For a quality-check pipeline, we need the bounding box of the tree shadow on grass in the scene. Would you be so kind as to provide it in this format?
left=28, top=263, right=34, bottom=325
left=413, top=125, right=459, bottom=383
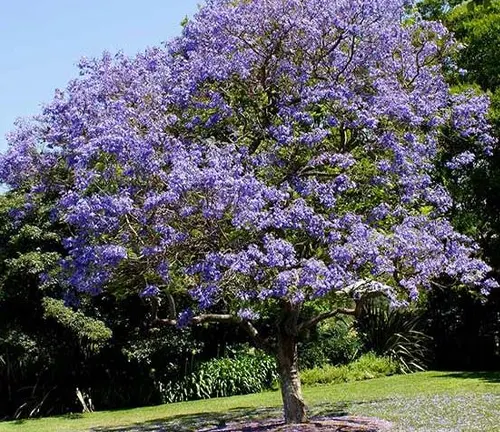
left=435, top=371, right=500, bottom=384
left=90, top=402, right=350, bottom=432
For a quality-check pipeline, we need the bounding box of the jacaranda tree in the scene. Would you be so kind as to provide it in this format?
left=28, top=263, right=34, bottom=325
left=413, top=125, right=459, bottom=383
left=1, top=0, right=498, bottom=423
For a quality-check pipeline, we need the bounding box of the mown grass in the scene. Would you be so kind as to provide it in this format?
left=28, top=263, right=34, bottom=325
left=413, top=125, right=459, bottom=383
left=1, top=371, right=500, bottom=432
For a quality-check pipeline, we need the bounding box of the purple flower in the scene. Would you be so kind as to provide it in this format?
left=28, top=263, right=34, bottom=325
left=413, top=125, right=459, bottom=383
left=100, top=245, right=128, bottom=266
left=445, top=151, right=476, bottom=169
left=140, top=284, right=160, bottom=298
left=177, top=308, right=194, bottom=328
left=237, top=308, right=260, bottom=321
left=1, top=0, right=496, bottom=320
left=157, top=262, right=170, bottom=282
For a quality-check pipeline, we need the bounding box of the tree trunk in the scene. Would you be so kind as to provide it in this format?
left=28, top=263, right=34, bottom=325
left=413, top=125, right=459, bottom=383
left=276, top=328, right=308, bottom=424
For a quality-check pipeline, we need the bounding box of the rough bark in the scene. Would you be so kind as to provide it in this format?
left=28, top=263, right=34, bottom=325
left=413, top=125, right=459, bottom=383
left=276, top=304, right=308, bottom=424
left=150, top=296, right=308, bottom=423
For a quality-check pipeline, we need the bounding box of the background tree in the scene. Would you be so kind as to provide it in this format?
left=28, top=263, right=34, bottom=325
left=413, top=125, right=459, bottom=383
left=442, top=0, right=500, bottom=275
left=417, top=0, right=464, bottom=20
left=415, top=0, right=500, bottom=370
left=417, top=0, right=500, bottom=274
left=0, top=191, right=112, bottom=417
left=1, top=0, right=497, bottom=424
left=0, top=191, right=211, bottom=419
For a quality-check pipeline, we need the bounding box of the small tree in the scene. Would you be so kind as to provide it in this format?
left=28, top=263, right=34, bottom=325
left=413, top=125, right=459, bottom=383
left=1, top=0, right=497, bottom=424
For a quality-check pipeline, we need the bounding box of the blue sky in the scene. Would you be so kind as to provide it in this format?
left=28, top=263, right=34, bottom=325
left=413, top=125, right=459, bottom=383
left=0, top=0, right=201, bottom=152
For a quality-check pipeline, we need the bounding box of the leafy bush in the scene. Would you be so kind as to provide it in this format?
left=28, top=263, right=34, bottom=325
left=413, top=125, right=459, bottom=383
left=357, top=302, right=432, bottom=373
left=161, top=347, right=277, bottom=403
left=300, top=353, right=397, bottom=386
left=42, top=298, right=112, bottom=346
left=299, top=318, right=362, bottom=369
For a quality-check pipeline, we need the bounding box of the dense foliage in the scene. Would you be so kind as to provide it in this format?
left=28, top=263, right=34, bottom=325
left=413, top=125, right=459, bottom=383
left=0, top=191, right=217, bottom=419
left=162, top=346, right=278, bottom=402
left=442, top=0, right=500, bottom=276
left=357, top=299, right=431, bottom=373
left=299, top=318, right=362, bottom=369
left=299, top=353, right=398, bottom=386
left=1, top=0, right=496, bottom=315
left=415, top=0, right=500, bottom=370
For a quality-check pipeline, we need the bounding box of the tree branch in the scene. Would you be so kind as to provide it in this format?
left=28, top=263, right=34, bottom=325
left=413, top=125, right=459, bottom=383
left=153, top=313, right=238, bottom=327
left=152, top=308, right=275, bottom=355
left=298, top=308, right=356, bottom=331
left=239, top=320, right=275, bottom=355
left=166, top=293, right=177, bottom=319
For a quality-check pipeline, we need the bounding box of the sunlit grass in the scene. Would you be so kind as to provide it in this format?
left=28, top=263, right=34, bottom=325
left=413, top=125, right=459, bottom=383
left=1, top=371, right=500, bottom=432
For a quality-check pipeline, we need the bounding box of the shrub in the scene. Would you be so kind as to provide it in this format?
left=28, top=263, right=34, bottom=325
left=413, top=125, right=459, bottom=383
left=299, top=318, right=362, bottom=369
left=161, top=346, right=277, bottom=403
left=300, top=353, right=398, bottom=386
left=357, top=301, right=432, bottom=373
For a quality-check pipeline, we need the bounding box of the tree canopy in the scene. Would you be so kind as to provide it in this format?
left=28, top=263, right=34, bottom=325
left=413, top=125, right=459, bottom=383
left=0, top=0, right=497, bottom=424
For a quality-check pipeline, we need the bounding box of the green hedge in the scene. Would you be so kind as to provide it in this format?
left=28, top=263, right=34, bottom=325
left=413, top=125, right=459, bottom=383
left=300, top=353, right=398, bottom=386
left=161, top=348, right=277, bottom=403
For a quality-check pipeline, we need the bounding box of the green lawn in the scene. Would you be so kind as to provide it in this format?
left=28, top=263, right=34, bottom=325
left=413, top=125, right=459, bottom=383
left=2, top=371, right=500, bottom=432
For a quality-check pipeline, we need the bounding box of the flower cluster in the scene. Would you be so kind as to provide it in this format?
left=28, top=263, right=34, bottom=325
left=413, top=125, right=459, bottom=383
left=0, top=0, right=497, bottom=316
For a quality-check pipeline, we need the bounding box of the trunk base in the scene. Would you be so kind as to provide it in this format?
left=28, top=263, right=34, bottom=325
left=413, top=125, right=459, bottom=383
left=277, top=330, right=308, bottom=424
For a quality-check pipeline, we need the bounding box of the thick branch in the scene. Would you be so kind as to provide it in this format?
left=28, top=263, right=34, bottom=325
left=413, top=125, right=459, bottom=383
left=154, top=313, right=238, bottom=327
left=166, top=293, right=177, bottom=319
left=239, top=320, right=275, bottom=355
left=192, top=314, right=236, bottom=324
left=152, top=307, right=275, bottom=354
left=153, top=317, right=178, bottom=326
left=334, top=34, right=357, bottom=81
left=298, top=308, right=356, bottom=331
left=149, top=294, right=177, bottom=323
